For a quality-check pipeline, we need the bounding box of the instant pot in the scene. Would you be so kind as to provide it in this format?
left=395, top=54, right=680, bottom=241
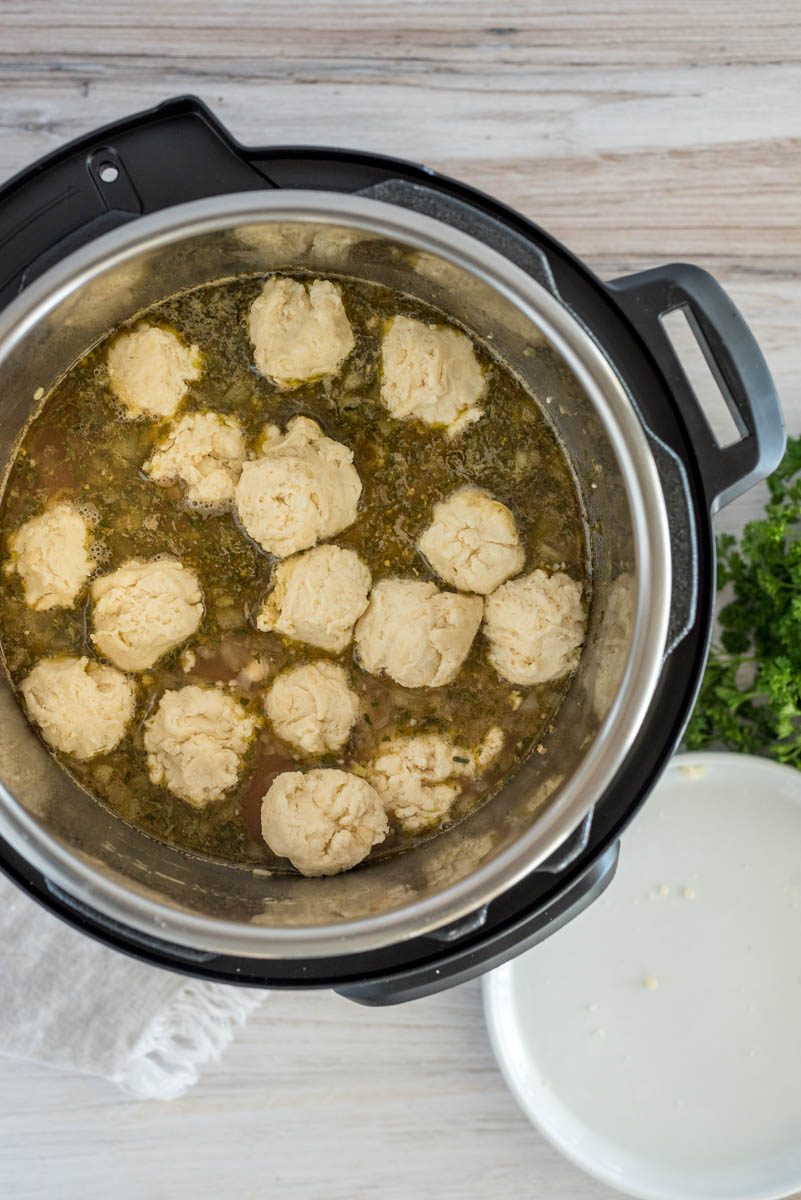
left=0, top=97, right=785, bottom=1003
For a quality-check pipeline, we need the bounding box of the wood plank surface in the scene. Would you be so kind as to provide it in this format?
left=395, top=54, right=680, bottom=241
left=0, top=3, right=800, bottom=1196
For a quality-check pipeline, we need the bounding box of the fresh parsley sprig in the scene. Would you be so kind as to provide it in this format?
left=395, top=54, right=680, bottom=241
left=684, top=435, right=801, bottom=763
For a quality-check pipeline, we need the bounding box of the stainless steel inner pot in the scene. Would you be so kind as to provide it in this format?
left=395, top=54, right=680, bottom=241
left=0, top=192, right=670, bottom=958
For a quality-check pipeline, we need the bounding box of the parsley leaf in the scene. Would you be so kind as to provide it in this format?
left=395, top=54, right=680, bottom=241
left=684, top=435, right=801, bottom=763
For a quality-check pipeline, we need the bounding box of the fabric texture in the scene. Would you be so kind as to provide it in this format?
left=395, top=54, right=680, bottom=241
left=0, top=872, right=265, bottom=1099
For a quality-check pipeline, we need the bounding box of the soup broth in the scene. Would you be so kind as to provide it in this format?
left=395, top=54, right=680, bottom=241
left=0, top=273, right=589, bottom=869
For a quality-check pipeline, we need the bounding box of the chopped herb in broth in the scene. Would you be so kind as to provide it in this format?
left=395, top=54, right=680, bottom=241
left=0, top=273, right=588, bottom=870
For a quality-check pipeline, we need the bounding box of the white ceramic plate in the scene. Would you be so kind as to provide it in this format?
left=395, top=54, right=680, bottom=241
left=484, top=752, right=801, bottom=1200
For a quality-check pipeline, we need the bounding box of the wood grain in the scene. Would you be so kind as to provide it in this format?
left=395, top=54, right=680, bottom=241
left=0, top=3, right=800, bottom=1196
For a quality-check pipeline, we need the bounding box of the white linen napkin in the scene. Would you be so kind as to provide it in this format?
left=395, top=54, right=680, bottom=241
left=0, top=872, right=266, bottom=1099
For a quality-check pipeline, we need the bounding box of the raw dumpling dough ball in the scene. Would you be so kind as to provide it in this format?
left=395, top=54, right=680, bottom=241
left=107, top=323, right=201, bottom=419
left=260, top=768, right=388, bottom=876
left=418, top=487, right=524, bottom=595
left=234, top=416, right=362, bottom=558
left=256, top=544, right=371, bottom=652
left=248, top=276, right=355, bottom=387
left=21, top=656, right=135, bottom=760
left=484, top=568, right=586, bottom=685
left=144, top=685, right=257, bottom=808
left=143, top=411, right=245, bottom=506
left=368, top=728, right=504, bottom=833
left=266, top=661, right=361, bottom=755
left=91, top=558, right=203, bottom=671
left=380, top=316, right=486, bottom=435
left=355, top=578, right=482, bottom=688
left=5, top=502, right=94, bottom=611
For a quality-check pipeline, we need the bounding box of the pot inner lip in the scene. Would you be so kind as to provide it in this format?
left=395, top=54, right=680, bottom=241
left=0, top=191, right=671, bottom=958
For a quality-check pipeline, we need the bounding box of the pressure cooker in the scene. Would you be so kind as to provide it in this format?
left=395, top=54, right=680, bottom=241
left=0, top=97, right=784, bottom=1003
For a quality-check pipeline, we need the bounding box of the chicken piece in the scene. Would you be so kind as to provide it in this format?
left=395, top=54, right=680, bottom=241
left=380, top=315, right=486, bottom=435
left=354, top=578, right=482, bottom=688
left=266, top=661, right=360, bottom=755
left=90, top=558, right=203, bottom=671
left=261, top=768, right=388, bottom=876
left=21, top=656, right=135, bottom=760
left=143, top=411, right=245, bottom=506
left=248, top=276, right=355, bottom=386
left=367, top=728, right=505, bottom=833
left=5, top=502, right=94, bottom=610
left=256, top=544, right=371, bottom=652
left=144, top=684, right=257, bottom=808
left=106, top=323, right=201, bottom=419
left=484, top=568, right=586, bottom=685
left=418, top=487, right=524, bottom=595
left=234, top=416, right=361, bottom=558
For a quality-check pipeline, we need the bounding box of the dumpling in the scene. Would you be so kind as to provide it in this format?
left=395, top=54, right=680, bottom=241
left=354, top=578, right=482, bottom=688
left=90, top=558, right=203, bottom=671
left=21, top=656, right=135, bottom=760
left=418, top=487, right=524, bottom=594
left=367, top=728, right=504, bottom=833
left=248, top=276, right=355, bottom=386
left=260, top=768, right=387, bottom=876
left=380, top=316, right=486, bottom=435
left=483, top=569, right=586, bottom=685
left=256, top=544, right=371, bottom=652
left=265, top=661, right=361, bottom=755
left=234, top=416, right=361, bottom=558
left=143, top=411, right=245, bottom=506
left=144, top=685, right=257, bottom=807
left=107, top=323, right=201, bottom=419
left=5, top=502, right=94, bottom=610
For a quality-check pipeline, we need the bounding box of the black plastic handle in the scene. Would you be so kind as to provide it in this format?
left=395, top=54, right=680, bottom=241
left=334, top=840, right=619, bottom=1006
left=607, top=264, right=785, bottom=512
left=0, top=96, right=277, bottom=308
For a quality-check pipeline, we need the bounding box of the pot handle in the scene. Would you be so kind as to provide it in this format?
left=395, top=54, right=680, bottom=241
left=607, top=264, right=785, bottom=512
left=0, top=96, right=277, bottom=308
left=334, top=840, right=619, bottom=1006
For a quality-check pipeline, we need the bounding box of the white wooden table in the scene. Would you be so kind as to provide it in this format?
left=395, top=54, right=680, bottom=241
left=1, top=4, right=800, bottom=1197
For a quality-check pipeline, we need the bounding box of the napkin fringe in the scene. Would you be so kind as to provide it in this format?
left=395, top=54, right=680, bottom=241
left=114, top=980, right=265, bottom=1101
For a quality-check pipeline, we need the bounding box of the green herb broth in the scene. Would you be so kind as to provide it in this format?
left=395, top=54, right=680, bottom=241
left=0, top=272, right=589, bottom=870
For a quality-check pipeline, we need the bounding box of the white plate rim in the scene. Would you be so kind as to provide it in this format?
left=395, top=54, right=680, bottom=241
left=482, top=750, right=801, bottom=1200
